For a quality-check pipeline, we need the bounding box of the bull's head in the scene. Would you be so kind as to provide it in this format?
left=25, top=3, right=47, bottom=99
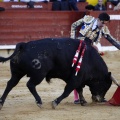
left=87, top=72, right=112, bottom=102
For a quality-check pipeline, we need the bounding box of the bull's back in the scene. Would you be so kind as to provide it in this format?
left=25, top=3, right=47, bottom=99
left=25, top=38, right=78, bottom=62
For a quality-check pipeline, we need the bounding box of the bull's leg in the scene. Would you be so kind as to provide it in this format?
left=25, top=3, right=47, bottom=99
left=77, top=88, right=87, bottom=106
left=26, top=78, right=43, bottom=108
left=0, top=73, right=24, bottom=110
left=52, top=82, right=76, bottom=109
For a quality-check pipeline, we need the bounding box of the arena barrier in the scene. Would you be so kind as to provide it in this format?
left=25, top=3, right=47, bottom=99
left=0, top=2, right=119, bottom=51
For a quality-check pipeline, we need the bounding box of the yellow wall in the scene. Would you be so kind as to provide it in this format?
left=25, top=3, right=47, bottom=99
left=86, top=0, right=107, bottom=6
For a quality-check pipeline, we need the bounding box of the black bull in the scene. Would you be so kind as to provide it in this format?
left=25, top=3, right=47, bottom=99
left=0, top=38, right=112, bottom=109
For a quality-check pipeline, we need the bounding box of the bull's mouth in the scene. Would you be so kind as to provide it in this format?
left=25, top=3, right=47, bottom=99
left=92, top=95, right=105, bottom=102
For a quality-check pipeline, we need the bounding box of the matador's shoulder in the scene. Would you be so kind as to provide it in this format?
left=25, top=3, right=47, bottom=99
left=83, top=15, right=95, bottom=24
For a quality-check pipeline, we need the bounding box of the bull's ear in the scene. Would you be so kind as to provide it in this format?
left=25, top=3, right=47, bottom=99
left=108, top=72, right=111, bottom=76
left=106, top=72, right=111, bottom=82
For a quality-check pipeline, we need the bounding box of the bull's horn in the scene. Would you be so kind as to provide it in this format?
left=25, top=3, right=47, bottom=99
left=111, top=75, right=120, bottom=87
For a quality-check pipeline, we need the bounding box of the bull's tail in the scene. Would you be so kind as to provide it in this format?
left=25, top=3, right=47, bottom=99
left=0, top=42, right=26, bottom=62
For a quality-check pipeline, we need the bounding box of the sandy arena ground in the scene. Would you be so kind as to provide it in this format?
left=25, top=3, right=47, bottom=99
left=0, top=50, right=120, bottom=120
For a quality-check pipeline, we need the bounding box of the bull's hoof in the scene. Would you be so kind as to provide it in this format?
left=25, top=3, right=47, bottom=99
left=0, top=104, right=3, bottom=110
left=36, top=103, right=42, bottom=108
left=80, top=100, right=87, bottom=106
left=36, top=101, right=42, bottom=108
left=0, top=99, right=3, bottom=110
left=52, top=101, right=57, bottom=109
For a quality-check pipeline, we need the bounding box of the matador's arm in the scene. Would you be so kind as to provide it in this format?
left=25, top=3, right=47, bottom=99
left=102, top=26, right=120, bottom=50
left=70, top=18, right=83, bottom=39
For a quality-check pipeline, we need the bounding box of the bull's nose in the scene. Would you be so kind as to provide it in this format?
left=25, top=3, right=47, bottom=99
left=96, top=95, right=102, bottom=102
left=92, top=95, right=102, bottom=102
